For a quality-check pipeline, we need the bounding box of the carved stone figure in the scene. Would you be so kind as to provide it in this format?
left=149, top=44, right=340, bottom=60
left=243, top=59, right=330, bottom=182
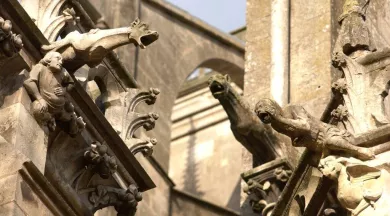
left=255, top=98, right=375, bottom=160
left=41, top=18, right=159, bottom=71
left=84, top=141, right=118, bottom=179
left=319, top=156, right=390, bottom=216
left=23, top=51, right=85, bottom=135
left=208, top=74, right=279, bottom=164
left=0, top=16, right=23, bottom=60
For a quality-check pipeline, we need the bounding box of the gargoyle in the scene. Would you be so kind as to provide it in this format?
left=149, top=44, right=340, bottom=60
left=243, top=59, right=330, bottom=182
left=23, top=51, right=85, bottom=136
left=255, top=98, right=375, bottom=160
left=319, top=156, right=390, bottom=216
left=208, top=74, right=279, bottom=164
left=41, top=18, right=159, bottom=71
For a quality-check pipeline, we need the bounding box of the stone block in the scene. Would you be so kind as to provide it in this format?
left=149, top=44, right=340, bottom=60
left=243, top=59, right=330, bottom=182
left=0, top=103, right=46, bottom=172
left=0, top=202, right=26, bottom=216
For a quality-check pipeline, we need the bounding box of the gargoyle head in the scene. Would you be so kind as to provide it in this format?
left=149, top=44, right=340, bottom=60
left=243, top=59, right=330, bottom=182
left=208, top=74, right=232, bottom=99
left=318, top=156, right=343, bottom=180
left=129, top=18, right=159, bottom=49
left=255, top=98, right=283, bottom=124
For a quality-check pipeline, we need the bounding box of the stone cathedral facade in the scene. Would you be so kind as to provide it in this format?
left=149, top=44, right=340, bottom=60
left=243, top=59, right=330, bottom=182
left=2, top=0, right=390, bottom=216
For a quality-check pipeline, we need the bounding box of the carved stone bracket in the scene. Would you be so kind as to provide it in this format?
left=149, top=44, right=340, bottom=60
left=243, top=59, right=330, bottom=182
left=127, top=88, right=160, bottom=112
left=0, top=17, right=23, bottom=67
left=242, top=159, right=292, bottom=214
left=104, top=88, right=160, bottom=157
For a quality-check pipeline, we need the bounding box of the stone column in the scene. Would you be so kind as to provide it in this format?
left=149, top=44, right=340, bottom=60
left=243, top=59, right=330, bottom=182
left=270, top=0, right=290, bottom=106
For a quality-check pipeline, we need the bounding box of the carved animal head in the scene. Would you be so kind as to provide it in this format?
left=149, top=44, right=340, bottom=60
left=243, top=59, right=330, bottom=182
left=208, top=74, right=232, bottom=99
left=318, top=156, right=344, bottom=180
left=255, top=98, right=283, bottom=124
left=129, top=18, right=159, bottom=49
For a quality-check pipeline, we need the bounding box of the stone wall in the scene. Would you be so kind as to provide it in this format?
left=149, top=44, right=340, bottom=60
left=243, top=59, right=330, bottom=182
left=169, top=86, right=242, bottom=212
left=170, top=189, right=240, bottom=216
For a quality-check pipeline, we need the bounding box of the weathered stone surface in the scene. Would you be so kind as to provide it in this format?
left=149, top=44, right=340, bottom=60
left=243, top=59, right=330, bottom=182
left=135, top=155, right=171, bottom=216
left=23, top=52, right=85, bottom=136
left=0, top=103, right=46, bottom=172
left=169, top=86, right=243, bottom=211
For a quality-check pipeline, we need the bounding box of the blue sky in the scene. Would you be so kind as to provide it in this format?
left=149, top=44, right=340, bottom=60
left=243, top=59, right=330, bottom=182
left=165, top=0, right=246, bottom=33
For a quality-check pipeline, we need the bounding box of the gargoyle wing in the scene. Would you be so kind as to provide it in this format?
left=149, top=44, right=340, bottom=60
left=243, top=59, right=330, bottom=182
left=346, top=164, right=383, bottom=202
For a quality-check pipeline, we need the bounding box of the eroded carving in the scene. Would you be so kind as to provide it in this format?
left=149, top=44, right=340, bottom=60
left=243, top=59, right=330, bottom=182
left=41, top=18, right=159, bottom=71
left=0, top=17, right=23, bottom=60
left=88, top=184, right=142, bottom=215
left=331, top=0, right=390, bottom=133
left=255, top=98, right=375, bottom=160
left=242, top=159, right=292, bottom=214
left=23, top=52, right=85, bottom=135
left=104, top=88, right=160, bottom=157
left=128, top=88, right=160, bottom=112
left=243, top=179, right=274, bottom=214
left=84, top=141, right=118, bottom=179
left=208, top=74, right=280, bottom=164
left=35, top=0, right=79, bottom=42
left=331, top=79, right=348, bottom=95
left=331, top=105, right=349, bottom=122
left=274, top=167, right=292, bottom=183
left=319, top=156, right=390, bottom=216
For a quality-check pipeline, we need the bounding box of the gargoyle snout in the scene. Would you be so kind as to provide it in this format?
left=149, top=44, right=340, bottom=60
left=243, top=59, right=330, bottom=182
left=139, top=31, right=159, bottom=49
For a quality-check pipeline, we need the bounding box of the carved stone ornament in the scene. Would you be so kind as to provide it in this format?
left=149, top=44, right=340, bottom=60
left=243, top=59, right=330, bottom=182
left=274, top=167, right=292, bottom=183
left=331, top=105, right=349, bottom=122
left=37, top=0, right=79, bottom=42
left=331, top=79, right=348, bottom=95
left=330, top=0, right=390, bottom=133
left=243, top=179, right=275, bottom=215
left=208, top=74, right=280, bottom=164
left=84, top=141, right=118, bottom=179
left=88, top=184, right=142, bottom=215
left=0, top=17, right=23, bottom=63
left=255, top=98, right=375, bottom=160
left=319, top=156, right=390, bottom=216
left=41, top=18, right=159, bottom=71
left=104, top=88, right=160, bottom=157
left=242, top=159, right=292, bottom=214
left=23, top=51, right=85, bottom=135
